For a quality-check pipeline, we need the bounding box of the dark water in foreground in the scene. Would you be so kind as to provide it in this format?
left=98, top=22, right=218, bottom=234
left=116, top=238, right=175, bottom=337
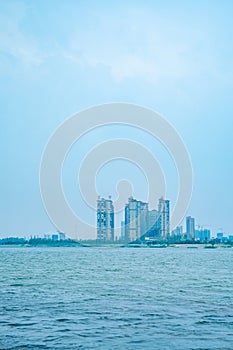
left=0, top=247, right=232, bottom=350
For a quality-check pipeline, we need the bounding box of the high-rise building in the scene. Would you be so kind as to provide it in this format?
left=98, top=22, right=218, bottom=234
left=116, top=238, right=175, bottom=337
left=52, top=234, right=59, bottom=241
left=171, top=225, right=183, bottom=237
left=59, top=232, right=66, bottom=240
left=217, top=232, right=224, bottom=240
left=121, top=221, right=125, bottom=241
left=158, top=198, right=170, bottom=239
left=195, top=228, right=211, bottom=242
left=140, top=209, right=161, bottom=241
left=97, top=196, right=114, bottom=241
left=186, top=216, right=195, bottom=240
left=125, top=197, right=148, bottom=242
left=148, top=209, right=160, bottom=230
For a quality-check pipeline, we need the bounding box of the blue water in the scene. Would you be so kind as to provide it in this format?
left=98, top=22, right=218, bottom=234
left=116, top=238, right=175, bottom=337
left=0, top=247, right=232, bottom=349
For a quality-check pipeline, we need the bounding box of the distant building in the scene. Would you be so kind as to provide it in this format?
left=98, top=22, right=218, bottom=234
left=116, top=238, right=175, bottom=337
left=148, top=209, right=160, bottom=230
left=171, top=225, right=183, bottom=237
left=202, top=229, right=211, bottom=242
left=186, top=216, right=195, bottom=240
left=121, top=221, right=125, bottom=241
left=140, top=212, right=160, bottom=242
left=97, top=196, right=114, bottom=241
left=142, top=209, right=161, bottom=239
left=195, top=228, right=211, bottom=242
left=217, top=232, right=224, bottom=240
left=59, top=232, right=66, bottom=240
left=158, top=198, right=170, bottom=239
left=52, top=234, right=59, bottom=241
left=125, top=197, right=149, bottom=242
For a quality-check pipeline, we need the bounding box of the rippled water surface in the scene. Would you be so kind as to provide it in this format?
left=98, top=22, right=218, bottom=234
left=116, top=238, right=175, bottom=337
left=0, top=247, right=232, bottom=349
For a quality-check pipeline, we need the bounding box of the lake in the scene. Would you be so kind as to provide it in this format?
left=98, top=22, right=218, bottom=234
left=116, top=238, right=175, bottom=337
left=0, top=247, right=232, bottom=349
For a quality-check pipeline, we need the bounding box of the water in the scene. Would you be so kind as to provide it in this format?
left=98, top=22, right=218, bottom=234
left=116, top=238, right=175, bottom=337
left=0, top=247, right=232, bottom=350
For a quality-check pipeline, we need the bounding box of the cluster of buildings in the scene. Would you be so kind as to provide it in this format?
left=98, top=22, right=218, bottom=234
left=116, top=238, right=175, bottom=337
left=96, top=196, right=218, bottom=243
left=124, top=197, right=170, bottom=241
left=97, top=196, right=169, bottom=242
left=171, top=216, right=211, bottom=242
left=0, top=232, right=68, bottom=246
left=216, top=232, right=233, bottom=242
left=43, top=232, right=66, bottom=241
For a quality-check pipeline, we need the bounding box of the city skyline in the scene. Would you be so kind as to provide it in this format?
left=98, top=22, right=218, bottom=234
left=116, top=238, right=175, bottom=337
left=96, top=195, right=227, bottom=242
left=0, top=192, right=229, bottom=239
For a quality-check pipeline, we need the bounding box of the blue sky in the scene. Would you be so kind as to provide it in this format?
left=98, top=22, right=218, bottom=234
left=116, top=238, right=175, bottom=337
left=1, top=0, right=233, bottom=237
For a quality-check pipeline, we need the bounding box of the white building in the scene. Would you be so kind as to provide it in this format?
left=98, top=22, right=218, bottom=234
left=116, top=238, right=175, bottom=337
left=158, top=197, right=170, bottom=239
left=125, top=197, right=149, bottom=242
left=97, top=196, right=114, bottom=241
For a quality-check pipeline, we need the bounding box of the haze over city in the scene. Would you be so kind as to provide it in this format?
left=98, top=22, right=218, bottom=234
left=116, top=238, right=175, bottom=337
left=1, top=0, right=233, bottom=237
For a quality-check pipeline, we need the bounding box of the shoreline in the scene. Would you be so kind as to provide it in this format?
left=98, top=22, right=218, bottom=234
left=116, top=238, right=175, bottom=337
left=0, top=243, right=232, bottom=249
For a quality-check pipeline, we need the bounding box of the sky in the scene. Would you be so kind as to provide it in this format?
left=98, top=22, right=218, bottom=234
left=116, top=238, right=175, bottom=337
left=1, top=0, right=233, bottom=238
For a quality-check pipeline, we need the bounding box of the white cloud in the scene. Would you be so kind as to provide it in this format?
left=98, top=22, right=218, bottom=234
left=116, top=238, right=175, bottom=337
left=0, top=1, right=226, bottom=87
left=0, top=2, right=44, bottom=66
left=60, top=9, right=218, bottom=85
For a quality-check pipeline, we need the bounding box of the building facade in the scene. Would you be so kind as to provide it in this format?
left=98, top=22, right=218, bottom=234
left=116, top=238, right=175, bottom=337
left=195, top=228, right=211, bottom=242
left=158, top=197, right=170, bottom=239
left=148, top=209, right=160, bottom=231
left=120, top=221, right=125, bottom=241
left=97, top=196, right=114, bottom=241
left=125, top=197, right=149, bottom=242
left=171, top=225, right=183, bottom=238
left=186, top=216, right=195, bottom=240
